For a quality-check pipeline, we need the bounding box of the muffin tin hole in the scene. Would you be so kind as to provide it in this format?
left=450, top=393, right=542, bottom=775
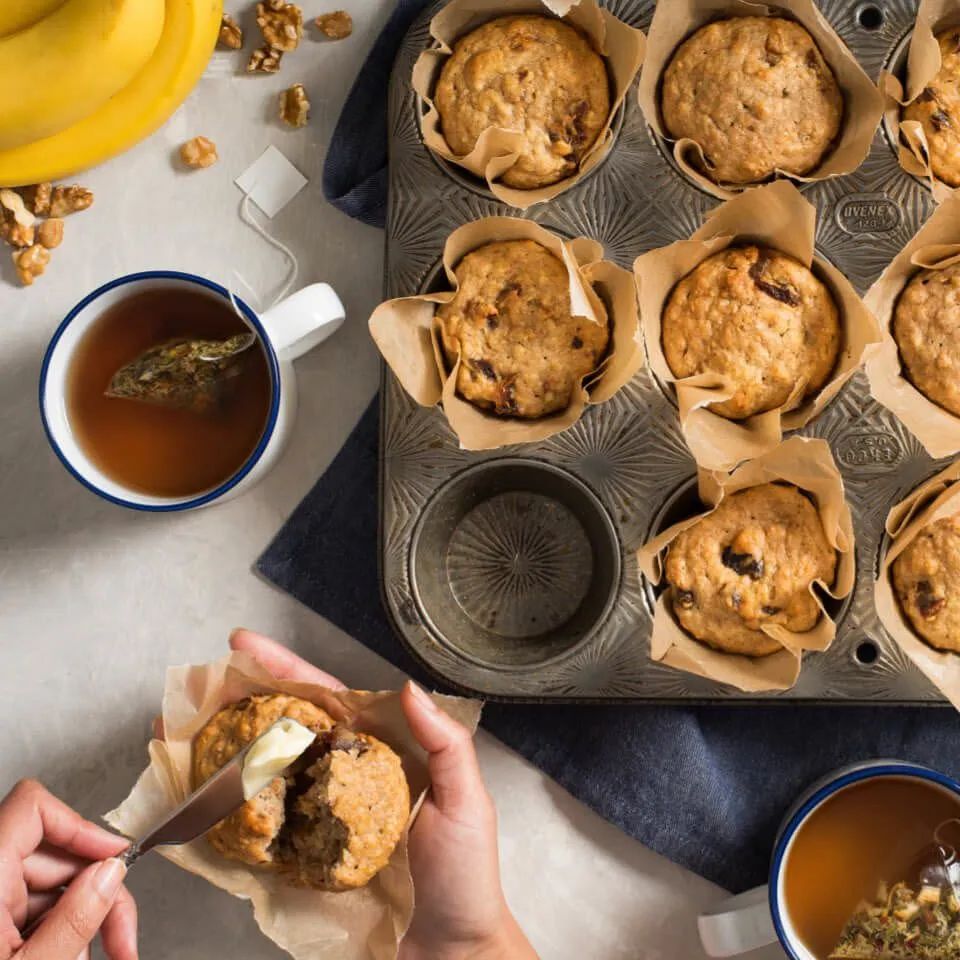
left=855, top=640, right=880, bottom=664
left=641, top=476, right=854, bottom=630
left=856, top=4, right=884, bottom=32
left=409, top=458, right=621, bottom=670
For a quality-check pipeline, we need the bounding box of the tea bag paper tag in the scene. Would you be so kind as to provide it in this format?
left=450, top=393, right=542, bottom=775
left=235, top=146, right=308, bottom=218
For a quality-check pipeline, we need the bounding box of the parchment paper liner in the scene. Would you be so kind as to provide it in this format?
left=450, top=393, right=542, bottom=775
left=638, top=437, right=855, bottom=692
left=880, top=0, right=960, bottom=202
left=876, top=460, right=960, bottom=711
left=864, top=193, right=960, bottom=459
left=412, top=0, right=645, bottom=209
left=637, top=0, right=884, bottom=200
left=369, top=216, right=643, bottom=451
left=634, top=180, right=880, bottom=471
left=105, top=652, right=482, bottom=960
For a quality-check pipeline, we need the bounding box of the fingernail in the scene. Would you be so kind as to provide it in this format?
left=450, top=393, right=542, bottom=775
left=408, top=680, right=438, bottom=712
left=93, top=858, right=126, bottom=898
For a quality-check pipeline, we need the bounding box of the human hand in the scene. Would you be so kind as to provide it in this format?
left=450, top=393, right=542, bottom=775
left=228, top=629, right=537, bottom=960
left=0, top=779, right=137, bottom=960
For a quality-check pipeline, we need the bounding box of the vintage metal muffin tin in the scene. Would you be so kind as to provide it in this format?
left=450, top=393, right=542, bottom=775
left=380, top=0, right=949, bottom=703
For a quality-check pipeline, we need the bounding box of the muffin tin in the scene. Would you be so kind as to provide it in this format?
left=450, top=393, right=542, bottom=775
left=380, top=0, right=949, bottom=702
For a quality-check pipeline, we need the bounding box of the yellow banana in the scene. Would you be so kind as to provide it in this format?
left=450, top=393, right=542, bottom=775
left=0, top=0, right=222, bottom=187
left=0, top=0, right=166, bottom=151
left=0, top=0, right=69, bottom=38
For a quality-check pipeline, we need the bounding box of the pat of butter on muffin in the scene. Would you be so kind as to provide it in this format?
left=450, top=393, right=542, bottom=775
left=242, top=719, right=316, bottom=800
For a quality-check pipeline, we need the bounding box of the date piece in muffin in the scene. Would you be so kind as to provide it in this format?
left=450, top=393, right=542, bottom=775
left=892, top=515, right=960, bottom=653
left=664, top=483, right=837, bottom=656
left=282, top=727, right=410, bottom=891
left=902, top=29, right=960, bottom=187
left=436, top=239, right=609, bottom=419
left=893, top=262, right=960, bottom=417
left=660, top=17, right=843, bottom=185
left=434, top=15, right=610, bottom=190
left=661, top=245, right=840, bottom=420
left=193, top=696, right=410, bottom=890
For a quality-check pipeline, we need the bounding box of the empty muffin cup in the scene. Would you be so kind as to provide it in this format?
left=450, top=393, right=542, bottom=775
left=410, top=458, right=621, bottom=669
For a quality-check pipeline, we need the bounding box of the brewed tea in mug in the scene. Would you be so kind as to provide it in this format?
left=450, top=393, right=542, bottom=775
left=782, top=776, right=960, bottom=958
left=67, top=287, right=272, bottom=498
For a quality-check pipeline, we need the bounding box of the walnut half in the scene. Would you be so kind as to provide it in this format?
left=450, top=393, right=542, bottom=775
left=218, top=13, right=243, bottom=49
left=280, top=83, right=310, bottom=127
left=180, top=136, right=218, bottom=169
left=12, top=245, right=50, bottom=286
left=37, top=218, right=64, bottom=250
left=314, top=11, right=352, bottom=39
left=49, top=186, right=93, bottom=218
left=247, top=45, right=283, bottom=73
left=256, top=0, right=303, bottom=52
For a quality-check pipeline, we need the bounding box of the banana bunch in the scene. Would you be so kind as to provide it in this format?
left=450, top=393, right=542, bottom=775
left=0, top=0, right=223, bottom=187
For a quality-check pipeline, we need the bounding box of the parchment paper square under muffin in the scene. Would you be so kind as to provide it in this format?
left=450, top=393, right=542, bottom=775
left=106, top=652, right=481, bottom=960
left=638, top=436, right=855, bottom=693
left=865, top=193, right=960, bottom=459
left=635, top=180, right=880, bottom=471
left=876, top=460, right=960, bottom=711
left=638, top=0, right=884, bottom=199
left=881, top=0, right=960, bottom=201
left=369, top=216, right=642, bottom=451
left=412, top=0, right=644, bottom=209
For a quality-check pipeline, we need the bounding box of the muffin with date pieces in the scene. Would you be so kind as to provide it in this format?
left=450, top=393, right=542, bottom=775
left=193, top=695, right=410, bottom=890
left=902, top=28, right=960, bottom=187
left=892, top=515, right=960, bottom=653
left=661, top=245, right=841, bottom=420
left=660, top=17, right=843, bottom=185
left=434, top=15, right=610, bottom=189
left=665, top=483, right=837, bottom=656
left=892, top=262, right=960, bottom=418
left=436, top=239, right=609, bottom=418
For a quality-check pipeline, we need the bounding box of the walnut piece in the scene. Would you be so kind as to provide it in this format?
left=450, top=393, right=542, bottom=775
left=0, top=188, right=36, bottom=247
left=247, top=44, right=283, bottom=73
left=12, top=244, right=49, bottom=286
left=0, top=218, right=34, bottom=248
left=279, top=83, right=310, bottom=127
left=19, top=183, right=51, bottom=216
left=179, top=136, right=218, bottom=169
left=256, top=0, right=302, bottom=52
left=314, top=11, right=352, bottom=39
left=37, top=218, right=64, bottom=250
left=218, top=13, right=243, bottom=49
left=49, top=186, right=93, bottom=218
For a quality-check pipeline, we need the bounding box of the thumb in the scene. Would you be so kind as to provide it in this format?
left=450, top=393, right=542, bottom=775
left=16, top=858, right=125, bottom=960
left=400, top=681, right=491, bottom=823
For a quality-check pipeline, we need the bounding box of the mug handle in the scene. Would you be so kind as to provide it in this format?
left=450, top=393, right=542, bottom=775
left=258, top=283, right=345, bottom=360
left=698, top=885, right=778, bottom=957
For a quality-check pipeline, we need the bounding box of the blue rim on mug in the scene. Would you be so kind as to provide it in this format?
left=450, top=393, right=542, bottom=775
left=38, top=270, right=282, bottom=512
left=768, top=761, right=960, bottom=960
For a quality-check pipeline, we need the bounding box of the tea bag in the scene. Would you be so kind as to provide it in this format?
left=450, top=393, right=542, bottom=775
left=105, top=333, right=255, bottom=413
left=830, top=820, right=960, bottom=959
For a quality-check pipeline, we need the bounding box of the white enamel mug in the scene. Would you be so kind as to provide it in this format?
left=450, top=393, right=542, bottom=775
left=698, top=761, right=960, bottom=959
left=40, top=270, right=345, bottom=511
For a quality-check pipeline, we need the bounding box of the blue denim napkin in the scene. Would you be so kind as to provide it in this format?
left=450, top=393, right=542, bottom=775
left=257, top=399, right=960, bottom=891
left=322, top=0, right=433, bottom=227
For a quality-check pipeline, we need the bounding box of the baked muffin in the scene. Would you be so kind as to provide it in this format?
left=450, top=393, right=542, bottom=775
left=661, top=245, right=841, bottom=420
left=902, top=29, right=960, bottom=187
left=434, top=15, right=610, bottom=190
left=436, top=239, right=609, bottom=418
left=282, top=728, right=410, bottom=891
left=893, top=263, right=960, bottom=417
left=660, top=17, right=843, bottom=185
left=193, top=694, right=334, bottom=865
left=892, top=515, right=960, bottom=653
left=664, top=483, right=837, bottom=656
left=193, top=696, right=410, bottom=890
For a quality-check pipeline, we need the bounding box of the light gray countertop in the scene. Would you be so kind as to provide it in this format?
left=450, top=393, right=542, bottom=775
left=0, top=3, right=783, bottom=956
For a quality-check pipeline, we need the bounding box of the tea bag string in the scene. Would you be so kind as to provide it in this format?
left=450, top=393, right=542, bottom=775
left=232, top=192, right=299, bottom=313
